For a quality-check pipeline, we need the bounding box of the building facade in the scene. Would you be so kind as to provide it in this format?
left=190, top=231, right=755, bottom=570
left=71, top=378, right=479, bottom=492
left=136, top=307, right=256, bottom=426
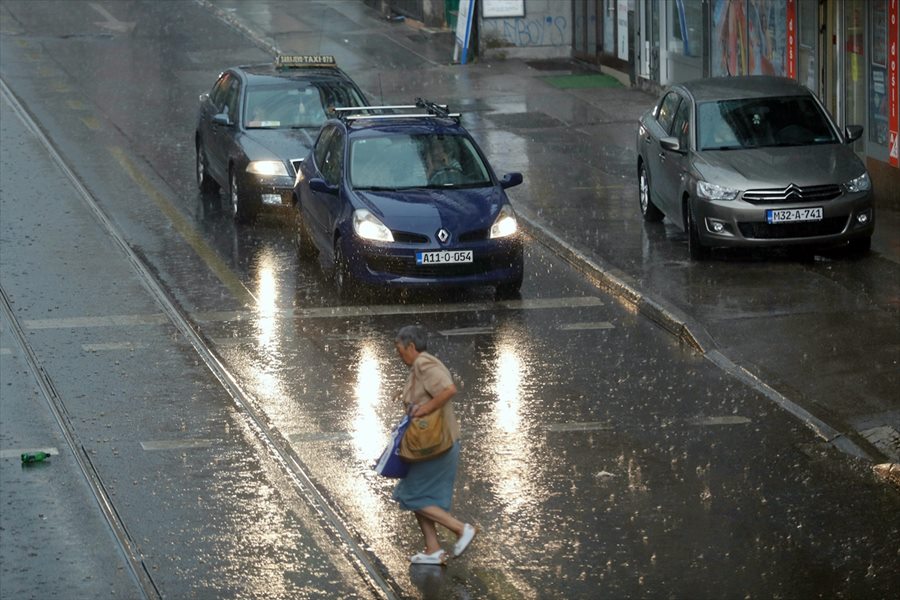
left=371, top=0, right=899, bottom=204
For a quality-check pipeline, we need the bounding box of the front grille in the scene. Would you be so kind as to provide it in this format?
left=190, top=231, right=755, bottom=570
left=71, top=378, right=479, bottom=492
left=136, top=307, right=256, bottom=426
left=737, top=216, right=848, bottom=239
left=366, top=254, right=505, bottom=278
left=742, top=184, right=842, bottom=204
left=392, top=231, right=429, bottom=244
left=458, top=228, right=490, bottom=242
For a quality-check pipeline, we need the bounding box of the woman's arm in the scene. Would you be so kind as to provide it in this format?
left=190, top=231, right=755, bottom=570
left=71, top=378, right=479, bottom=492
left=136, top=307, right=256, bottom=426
left=410, top=383, right=456, bottom=418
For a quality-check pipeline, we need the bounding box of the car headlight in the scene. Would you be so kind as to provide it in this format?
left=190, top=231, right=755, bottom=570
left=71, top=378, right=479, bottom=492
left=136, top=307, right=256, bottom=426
left=844, top=172, right=871, bottom=193
left=696, top=180, right=740, bottom=201
left=490, top=206, right=518, bottom=239
left=246, top=160, right=289, bottom=177
left=352, top=209, right=394, bottom=242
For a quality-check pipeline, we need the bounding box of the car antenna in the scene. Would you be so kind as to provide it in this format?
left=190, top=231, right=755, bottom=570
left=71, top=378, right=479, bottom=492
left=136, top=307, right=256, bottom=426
left=378, top=72, right=385, bottom=106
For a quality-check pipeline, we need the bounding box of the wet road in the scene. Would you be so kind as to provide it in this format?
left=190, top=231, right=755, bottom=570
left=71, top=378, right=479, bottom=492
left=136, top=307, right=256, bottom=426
left=1, top=1, right=899, bottom=598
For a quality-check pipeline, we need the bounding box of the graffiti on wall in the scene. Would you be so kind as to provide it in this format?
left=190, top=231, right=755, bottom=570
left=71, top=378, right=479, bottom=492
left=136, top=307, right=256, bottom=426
left=482, top=15, right=568, bottom=48
left=712, top=0, right=787, bottom=76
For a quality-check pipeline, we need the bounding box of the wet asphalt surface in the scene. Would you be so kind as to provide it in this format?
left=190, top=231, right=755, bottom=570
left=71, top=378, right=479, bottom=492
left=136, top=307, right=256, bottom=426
left=1, top=1, right=899, bottom=599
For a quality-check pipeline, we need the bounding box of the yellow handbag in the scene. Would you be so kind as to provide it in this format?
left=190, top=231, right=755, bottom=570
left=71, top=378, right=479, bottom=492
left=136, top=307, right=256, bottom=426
left=398, top=372, right=453, bottom=462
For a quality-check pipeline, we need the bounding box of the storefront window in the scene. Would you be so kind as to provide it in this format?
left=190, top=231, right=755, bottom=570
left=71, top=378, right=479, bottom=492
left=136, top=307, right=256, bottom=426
left=844, top=0, right=866, bottom=139
left=604, top=0, right=616, bottom=54
left=869, top=0, right=890, bottom=148
left=669, top=0, right=701, bottom=57
left=712, top=0, right=788, bottom=76
left=798, top=0, right=818, bottom=91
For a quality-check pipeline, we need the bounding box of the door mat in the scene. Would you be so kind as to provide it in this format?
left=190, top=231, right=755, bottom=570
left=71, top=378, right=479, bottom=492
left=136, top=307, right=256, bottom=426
left=541, top=73, right=623, bottom=89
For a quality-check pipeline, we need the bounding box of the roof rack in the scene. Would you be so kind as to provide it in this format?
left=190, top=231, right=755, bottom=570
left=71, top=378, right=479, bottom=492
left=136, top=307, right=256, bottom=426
left=334, top=98, right=461, bottom=123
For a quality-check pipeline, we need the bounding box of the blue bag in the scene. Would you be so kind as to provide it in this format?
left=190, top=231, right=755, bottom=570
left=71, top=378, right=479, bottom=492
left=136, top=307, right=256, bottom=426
left=374, top=415, right=411, bottom=478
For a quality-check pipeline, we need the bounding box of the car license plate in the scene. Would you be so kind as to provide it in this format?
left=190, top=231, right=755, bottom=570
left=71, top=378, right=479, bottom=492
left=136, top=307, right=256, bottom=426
left=766, top=207, right=823, bottom=224
left=416, top=250, right=473, bottom=265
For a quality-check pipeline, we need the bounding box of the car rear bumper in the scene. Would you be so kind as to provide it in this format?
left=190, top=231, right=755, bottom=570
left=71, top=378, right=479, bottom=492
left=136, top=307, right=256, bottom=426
left=345, top=236, right=524, bottom=288
left=694, top=190, right=874, bottom=248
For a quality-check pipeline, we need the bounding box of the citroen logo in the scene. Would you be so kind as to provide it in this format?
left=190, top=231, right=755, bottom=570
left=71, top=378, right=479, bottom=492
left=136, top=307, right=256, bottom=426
left=436, top=228, right=450, bottom=243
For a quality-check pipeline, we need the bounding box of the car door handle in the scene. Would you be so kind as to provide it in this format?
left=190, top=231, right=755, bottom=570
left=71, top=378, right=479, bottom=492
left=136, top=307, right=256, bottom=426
left=658, top=152, right=667, bottom=160
left=643, top=136, right=652, bottom=144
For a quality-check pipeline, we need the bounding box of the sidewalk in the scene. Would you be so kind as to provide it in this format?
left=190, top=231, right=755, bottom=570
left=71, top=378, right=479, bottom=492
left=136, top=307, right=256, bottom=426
left=208, top=0, right=899, bottom=463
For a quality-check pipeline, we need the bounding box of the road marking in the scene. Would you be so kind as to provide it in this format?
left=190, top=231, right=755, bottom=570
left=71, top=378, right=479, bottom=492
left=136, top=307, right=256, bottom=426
left=67, top=99, right=86, bottom=111
left=24, top=314, right=169, bottom=330
left=110, top=146, right=256, bottom=307
left=439, top=326, right=495, bottom=336
left=140, top=439, right=216, bottom=451
left=544, top=422, right=613, bottom=432
left=22, top=296, right=605, bottom=331
left=0, top=348, right=11, bottom=355
left=558, top=321, right=614, bottom=331
left=288, top=431, right=353, bottom=443
left=0, top=447, right=58, bottom=459
left=80, top=115, right=100, bottom=130
left=690, top=416, right=752, bottom=426
left=82, top=341, right=148, bottom=352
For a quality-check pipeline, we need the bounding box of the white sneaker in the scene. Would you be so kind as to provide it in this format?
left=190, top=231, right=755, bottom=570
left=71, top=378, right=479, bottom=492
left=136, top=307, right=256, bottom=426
left=453, top=523, right=478, bottom=557
left=410, top=549, right=448, bottom=565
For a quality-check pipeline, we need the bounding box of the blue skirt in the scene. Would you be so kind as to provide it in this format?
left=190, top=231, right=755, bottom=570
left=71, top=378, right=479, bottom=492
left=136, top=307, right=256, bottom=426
left=393, top=441, right=460, bottom=512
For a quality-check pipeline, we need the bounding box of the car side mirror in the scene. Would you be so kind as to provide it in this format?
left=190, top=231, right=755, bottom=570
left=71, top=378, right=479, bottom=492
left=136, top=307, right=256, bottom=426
left=845, top=125, right=864, bottom=143
left=660, top=136, right=682, bottom=152
left=500, top=172, right=523, bottom=189
left=309, top=178, right=338, bottom=194
left=212, top=113, right=232, bottom=127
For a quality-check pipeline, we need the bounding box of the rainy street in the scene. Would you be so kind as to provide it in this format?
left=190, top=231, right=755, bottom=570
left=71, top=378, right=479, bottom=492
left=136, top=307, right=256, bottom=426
left=1, top=1, right=899, bottom=599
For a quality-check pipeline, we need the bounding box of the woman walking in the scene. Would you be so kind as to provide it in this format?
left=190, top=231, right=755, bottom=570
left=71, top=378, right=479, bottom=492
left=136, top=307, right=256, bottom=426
left=393, top=325, right=477, bottom=565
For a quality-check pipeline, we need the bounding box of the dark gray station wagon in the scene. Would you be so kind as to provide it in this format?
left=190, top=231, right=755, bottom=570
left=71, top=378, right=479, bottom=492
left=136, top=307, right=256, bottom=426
left=637, top=76, right=874, bottom=259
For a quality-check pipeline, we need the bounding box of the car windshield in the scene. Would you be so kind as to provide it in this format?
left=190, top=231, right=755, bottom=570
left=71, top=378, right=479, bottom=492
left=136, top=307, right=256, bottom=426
left=349, top=133, right=492, bottom=190
left=244, top=81, right=363, bottom=129
left=697, top=95, right=838, bottom=151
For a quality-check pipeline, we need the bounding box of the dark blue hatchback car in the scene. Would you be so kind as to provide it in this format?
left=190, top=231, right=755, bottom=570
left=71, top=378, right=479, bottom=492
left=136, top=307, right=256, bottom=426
left=292, top=101, right=524, bottom=298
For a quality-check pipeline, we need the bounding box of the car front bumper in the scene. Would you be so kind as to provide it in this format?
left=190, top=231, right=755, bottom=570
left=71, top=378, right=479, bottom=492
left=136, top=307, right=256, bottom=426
left=243, top=173, right=295, bottom=210
left=344, top=235, right=525, bottom=288
left=693, top=190, right=874, bottom=248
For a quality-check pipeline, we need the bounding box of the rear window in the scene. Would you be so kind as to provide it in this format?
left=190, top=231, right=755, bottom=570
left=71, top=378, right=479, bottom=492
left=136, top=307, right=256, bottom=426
left=698, top=95, right=838, bottom=150
left=244, top=81, right=363, bottom=129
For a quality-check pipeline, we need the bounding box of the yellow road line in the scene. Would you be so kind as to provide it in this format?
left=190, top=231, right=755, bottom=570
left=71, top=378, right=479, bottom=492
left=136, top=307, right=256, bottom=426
left=109, top=146, right=256, bottom=306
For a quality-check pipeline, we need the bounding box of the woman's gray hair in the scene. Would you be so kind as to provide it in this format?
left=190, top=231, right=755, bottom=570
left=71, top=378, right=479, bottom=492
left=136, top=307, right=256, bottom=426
left=395, top=325, right=427, bottom=352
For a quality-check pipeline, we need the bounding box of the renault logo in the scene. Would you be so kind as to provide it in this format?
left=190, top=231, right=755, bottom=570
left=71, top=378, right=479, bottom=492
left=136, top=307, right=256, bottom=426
left=436, top=228, right=450, bottom=243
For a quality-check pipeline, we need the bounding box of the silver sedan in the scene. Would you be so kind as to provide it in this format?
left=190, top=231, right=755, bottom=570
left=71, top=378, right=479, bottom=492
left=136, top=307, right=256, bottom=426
left=636, top=76, right=874, bottom=259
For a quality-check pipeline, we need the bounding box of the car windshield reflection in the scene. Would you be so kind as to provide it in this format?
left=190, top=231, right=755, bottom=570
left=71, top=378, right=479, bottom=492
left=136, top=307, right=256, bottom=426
left=349, top=133, right=492, bottom=190
left=697, top=96, right=839, bottom=151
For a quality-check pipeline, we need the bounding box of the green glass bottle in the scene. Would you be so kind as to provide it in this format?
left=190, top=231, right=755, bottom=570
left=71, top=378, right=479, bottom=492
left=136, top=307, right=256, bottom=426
left=21, top=452, right=51, bottom=464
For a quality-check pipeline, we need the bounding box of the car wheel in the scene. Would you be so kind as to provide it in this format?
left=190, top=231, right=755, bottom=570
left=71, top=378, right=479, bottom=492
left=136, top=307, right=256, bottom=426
left=292, top=205, right=316, bottom=258
left=686, top=201, right=709, bottom=260
left=847, top=235, right=871, bottom=255
left=639, top=163, right=664, bottom=222
left=495, top=276, right=523, bottom=300
left=333, top=239, right=359, bottom=300
left=196, top=142, right=219, bottom=194
left=230, top=169, right=254, bottom=223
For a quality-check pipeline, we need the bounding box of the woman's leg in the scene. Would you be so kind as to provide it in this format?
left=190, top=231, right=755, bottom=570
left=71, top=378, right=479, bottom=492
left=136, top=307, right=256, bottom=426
left=414, top=512, right=442, bottom=554
left=416, top=506, right=464, bottom=538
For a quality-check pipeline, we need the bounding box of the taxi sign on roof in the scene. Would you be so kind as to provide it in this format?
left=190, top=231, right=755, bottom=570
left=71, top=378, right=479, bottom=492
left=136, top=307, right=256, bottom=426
left=276, top=55, right=336, bottom=68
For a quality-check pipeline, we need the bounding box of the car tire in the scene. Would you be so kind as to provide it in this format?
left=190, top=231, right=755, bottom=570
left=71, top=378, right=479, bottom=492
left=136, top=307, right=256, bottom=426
left=230, top=169, right=255, bottom=223
left=196, top=142, right=219, bottom=194
left=333, top=239, right=359, bottom=300
left=686, top=201, right=709, bottom=260
left=639, top=163, right=664, bottom=222
left=292, top=205, right=317, bottom=259
left=495, top=276, right=523, bottom=300
left=847, top=235, right=872, bottom=255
